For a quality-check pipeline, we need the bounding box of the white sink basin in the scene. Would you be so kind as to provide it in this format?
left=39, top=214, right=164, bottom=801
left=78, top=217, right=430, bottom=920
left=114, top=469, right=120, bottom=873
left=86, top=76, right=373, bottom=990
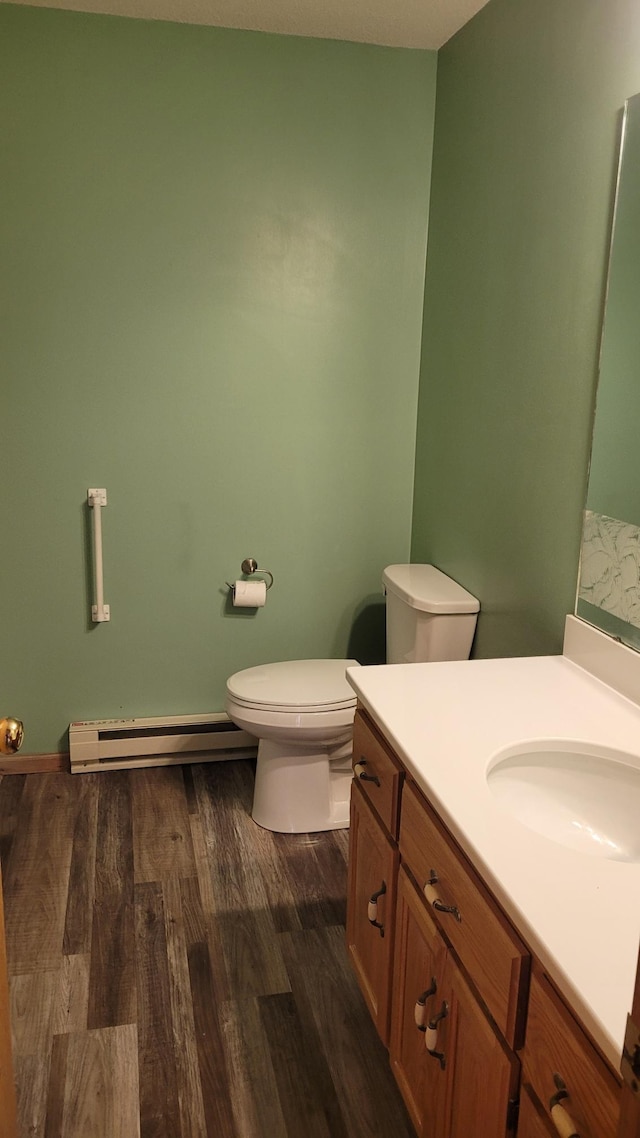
left=487, top=741, right=640, bottom=861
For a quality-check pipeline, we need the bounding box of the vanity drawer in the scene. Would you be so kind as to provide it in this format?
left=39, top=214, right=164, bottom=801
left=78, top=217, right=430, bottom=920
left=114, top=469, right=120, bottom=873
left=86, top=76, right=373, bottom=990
left=352, top=709, right=404, bottom=838
left=399, top=778, right=529, bottom=1047
left=522, top=969, right=620, bottom=1138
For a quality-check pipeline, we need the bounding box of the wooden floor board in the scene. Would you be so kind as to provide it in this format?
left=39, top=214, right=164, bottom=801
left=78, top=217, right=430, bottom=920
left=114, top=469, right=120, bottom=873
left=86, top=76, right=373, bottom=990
left=9, top=951, right=89, bottom=1134
left=187, top=941, right=237, bottom=1138
left=332, top=826, right=350, bottom=864
left=273, top=830, right=348, bottom=930
left=218, top=768, right=304, bottom=936
left=51, top=954, right=90, bottom=1036
left=217, top=996, right=288, bottom=1138
left=162, top=878, right=207, bottom=1138
left=281, top=925, right=415, bottom=1138
left=63, top=775, right=99, bottom=956
left=4, top=775, right=77, bottom=975
left=87, top=772, right=136, bottom=1029
left=60, top=1024, right=140, bottom=1138
left=181, top=766, right=198, bottom=816
left=134, top=881, right=181, bottom=1138
left=192, top=763, right=291, bottom=998
left=259, top=990, right=349, bottom=1138
left=2, top=759, right=415, bottom=1138
left=216, top=905, right=292, bottom=999
left=10, top=969, right=57, bottom=1057
left=0, top=774, right=26, bottom=871
left=15, top=1050, right=51, bottom=1138
left=93, top=771, right=133, bottom=895
left=131, top=768, right=195, bottom=884
left=45, top=1034, right=69, bottom=1138
left=188, top=815, right=232, bottom=1003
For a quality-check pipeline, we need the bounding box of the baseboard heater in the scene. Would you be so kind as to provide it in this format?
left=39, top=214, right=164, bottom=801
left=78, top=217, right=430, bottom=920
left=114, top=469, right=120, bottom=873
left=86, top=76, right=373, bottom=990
left=68, top=712, right=257, bottom=774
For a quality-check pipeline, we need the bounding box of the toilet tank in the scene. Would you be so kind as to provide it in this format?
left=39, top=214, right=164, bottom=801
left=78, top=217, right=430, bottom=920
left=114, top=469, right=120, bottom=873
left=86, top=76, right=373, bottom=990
left=382, top=565, right=480, bottom=664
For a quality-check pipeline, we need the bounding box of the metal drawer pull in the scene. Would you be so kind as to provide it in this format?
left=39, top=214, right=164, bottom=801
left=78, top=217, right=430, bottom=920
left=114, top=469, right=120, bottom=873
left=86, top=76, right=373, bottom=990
left=425, top=1001, right=448, bottom=1069
left=354, top=759, right=381, bottom=787
left=367, top=881, right=386, bottom=936
left=549, top=1076, right=580, bottom=1138
left=414, top=979, right=437, bottom=1030
left=423, top=871, right=462, bottom=923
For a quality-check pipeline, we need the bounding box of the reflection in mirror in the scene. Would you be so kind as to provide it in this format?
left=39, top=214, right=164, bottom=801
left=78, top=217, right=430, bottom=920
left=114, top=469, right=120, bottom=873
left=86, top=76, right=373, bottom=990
left=577, top=91, right=640, bottom=651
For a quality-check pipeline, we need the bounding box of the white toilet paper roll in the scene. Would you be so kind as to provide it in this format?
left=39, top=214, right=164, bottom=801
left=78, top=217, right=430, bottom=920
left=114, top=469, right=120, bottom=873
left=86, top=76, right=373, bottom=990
left=233, top=579, right=267, bottom=608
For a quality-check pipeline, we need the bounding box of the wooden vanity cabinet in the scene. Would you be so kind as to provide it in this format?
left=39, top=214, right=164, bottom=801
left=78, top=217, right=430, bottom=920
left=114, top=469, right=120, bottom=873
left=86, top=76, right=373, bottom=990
left=348, top=709, right=522, bottom=1137
left=391, top=866, right=519, bottom=1138
left=346, top=707, right=624, bottom=1138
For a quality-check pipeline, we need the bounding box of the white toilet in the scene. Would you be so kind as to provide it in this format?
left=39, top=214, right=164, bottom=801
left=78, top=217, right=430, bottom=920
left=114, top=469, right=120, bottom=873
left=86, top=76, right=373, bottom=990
left=382, top=563, right=480, bottom=664
left=225, top=564, right=479, bottom=833
left=226, top=659, right=359, bottom=833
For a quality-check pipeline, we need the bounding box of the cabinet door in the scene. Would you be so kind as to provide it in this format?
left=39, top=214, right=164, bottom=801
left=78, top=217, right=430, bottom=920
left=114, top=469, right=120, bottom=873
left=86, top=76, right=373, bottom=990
left=442, top=954, right=520, bottom=1138
left=523, top=971, right=619, bottom=1138
left=389, top=867, right=448, bottom=1137
left=346, top=781, right=398, bottom=1045
left=517, top=1087, right=556, bottom=1138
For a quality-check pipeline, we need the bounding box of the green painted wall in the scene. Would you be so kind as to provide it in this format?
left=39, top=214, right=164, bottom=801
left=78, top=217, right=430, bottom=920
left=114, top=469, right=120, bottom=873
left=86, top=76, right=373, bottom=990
left=0, top=4, right=437, bottom=752
left=411, top=0, right=640, bottom=657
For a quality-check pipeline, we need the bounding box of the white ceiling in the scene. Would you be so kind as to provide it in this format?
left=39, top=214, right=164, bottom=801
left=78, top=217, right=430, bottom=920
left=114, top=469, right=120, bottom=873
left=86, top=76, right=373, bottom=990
left=2, top=0, right=492, bottom=49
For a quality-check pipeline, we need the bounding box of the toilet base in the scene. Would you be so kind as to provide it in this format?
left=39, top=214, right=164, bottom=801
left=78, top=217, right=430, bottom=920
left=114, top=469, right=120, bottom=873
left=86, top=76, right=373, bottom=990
left=251, top=738, right=352, bottom=833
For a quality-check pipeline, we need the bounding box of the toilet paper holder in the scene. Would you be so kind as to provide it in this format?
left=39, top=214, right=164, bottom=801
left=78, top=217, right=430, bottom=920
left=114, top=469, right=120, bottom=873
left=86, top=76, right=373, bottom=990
left=226, top=558, right=274, bottom=594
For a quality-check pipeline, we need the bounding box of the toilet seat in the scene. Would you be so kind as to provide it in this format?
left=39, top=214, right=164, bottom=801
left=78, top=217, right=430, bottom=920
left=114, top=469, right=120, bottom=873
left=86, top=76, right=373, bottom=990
left=226, top=659, right=358, bottom=715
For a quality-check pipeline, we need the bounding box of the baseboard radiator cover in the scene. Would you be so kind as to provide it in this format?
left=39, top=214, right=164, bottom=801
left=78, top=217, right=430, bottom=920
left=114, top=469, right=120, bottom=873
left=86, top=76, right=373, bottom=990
left=69, top=712, right=258, bottom=774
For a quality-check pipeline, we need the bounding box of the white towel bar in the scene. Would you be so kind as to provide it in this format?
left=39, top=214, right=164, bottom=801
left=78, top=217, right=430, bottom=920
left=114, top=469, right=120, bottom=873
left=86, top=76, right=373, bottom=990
left=87, top=488, right=110, bottom=622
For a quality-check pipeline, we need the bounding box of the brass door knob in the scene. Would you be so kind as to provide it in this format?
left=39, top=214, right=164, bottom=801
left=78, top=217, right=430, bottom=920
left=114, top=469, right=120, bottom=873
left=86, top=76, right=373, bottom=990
left=0, top=718, right=24, bottom=754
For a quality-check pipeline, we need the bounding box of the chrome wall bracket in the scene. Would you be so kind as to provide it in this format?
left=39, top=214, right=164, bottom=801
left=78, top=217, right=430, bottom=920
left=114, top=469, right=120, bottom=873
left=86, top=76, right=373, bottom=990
left=226, top=558, right=274, bottom=593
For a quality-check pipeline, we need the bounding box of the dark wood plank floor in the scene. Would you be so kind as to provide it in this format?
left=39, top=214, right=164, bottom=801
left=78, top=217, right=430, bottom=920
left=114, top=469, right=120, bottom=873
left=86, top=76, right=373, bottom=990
left=0, top=761, right=414, bottom=1138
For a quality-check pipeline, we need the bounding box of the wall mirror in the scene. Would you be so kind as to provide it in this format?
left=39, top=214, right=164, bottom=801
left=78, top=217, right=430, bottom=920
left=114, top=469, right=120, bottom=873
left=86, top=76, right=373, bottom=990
left=576, top=90, right=640, bottom=651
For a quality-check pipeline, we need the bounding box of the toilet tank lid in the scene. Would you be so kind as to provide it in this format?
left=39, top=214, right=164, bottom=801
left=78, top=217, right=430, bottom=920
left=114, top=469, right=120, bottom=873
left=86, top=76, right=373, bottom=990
left=382, top=565, right=480, bottom=614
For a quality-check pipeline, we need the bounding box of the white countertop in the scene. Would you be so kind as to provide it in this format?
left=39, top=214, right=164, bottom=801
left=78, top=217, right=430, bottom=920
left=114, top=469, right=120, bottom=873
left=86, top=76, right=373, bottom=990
left=346, top=631, right=640, bottom=1071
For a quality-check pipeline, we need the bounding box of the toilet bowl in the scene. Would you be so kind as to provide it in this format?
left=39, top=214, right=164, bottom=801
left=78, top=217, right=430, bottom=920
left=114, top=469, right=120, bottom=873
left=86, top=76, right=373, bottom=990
left=226, top=659, right=359, bottom=833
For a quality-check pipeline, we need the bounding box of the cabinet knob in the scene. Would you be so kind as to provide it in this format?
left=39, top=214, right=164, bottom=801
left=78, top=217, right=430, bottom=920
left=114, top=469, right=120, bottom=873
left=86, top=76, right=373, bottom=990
left=354, top=759, right=380, bottom=787
left=549, top=1075, right=580, bottom=1138
left=423, top=871, right=462, bottom=923
left=367, top=881, right=386, bottom=936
